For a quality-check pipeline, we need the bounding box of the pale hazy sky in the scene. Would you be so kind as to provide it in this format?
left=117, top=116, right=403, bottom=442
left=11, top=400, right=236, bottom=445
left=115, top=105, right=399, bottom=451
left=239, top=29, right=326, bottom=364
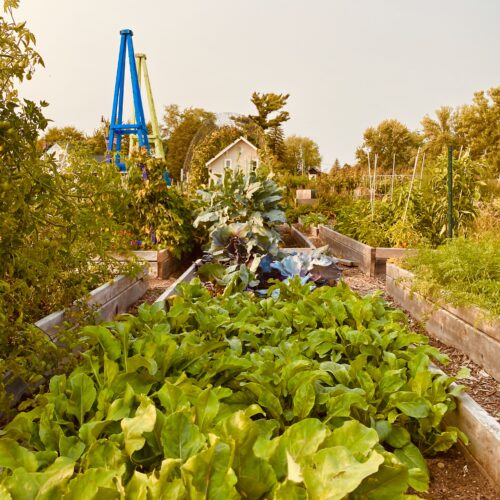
left=17, top=0, right=500, bottom=167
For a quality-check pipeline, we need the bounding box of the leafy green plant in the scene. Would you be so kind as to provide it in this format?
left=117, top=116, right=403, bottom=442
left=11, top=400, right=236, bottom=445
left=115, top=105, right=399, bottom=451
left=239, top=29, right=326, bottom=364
left=125, top=156, right=197, bottom=259
left=194, top=167, right=286, bottom=260
left=0, top=279, right=468, bottom=497
left=300, top=212, right=329, bottom=230
left=402, top=232, right=500, bottom=316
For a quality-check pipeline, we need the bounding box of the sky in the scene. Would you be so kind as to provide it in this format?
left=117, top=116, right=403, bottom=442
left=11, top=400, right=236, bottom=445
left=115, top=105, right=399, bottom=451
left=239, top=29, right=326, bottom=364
left=16, top=0, right=500, bottom=168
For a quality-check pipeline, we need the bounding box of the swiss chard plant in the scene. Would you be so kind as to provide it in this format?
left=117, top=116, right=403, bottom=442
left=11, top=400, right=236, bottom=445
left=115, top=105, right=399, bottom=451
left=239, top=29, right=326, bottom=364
left=0, top=279, right=469, bottom=498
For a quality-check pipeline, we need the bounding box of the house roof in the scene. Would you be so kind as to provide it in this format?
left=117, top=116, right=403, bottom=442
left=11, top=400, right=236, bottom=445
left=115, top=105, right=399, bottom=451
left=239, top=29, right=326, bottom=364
left=205, top=136, right=258, bottom=167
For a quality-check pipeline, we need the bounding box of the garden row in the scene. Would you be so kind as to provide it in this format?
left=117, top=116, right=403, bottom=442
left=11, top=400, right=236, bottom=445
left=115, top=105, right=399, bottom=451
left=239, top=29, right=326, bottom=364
left=0, top=167, right=490, bottom=498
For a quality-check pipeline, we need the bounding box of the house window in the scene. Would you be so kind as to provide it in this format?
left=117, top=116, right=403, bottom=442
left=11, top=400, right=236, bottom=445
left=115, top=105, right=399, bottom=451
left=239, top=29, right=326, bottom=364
left=224, top=159, right=232, bottom=169
left=250, top=160, right=258, bottom=169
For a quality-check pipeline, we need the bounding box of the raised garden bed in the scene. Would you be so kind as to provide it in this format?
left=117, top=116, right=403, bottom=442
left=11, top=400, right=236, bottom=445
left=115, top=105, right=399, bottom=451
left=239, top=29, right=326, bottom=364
left=386, top=262, right=500, bottom=484
left=114, top=249, right=178, bottom=279
left=386, top=263, right=500, bottom=382
left=319, top=224, right=408, bottom=276
left=6, top=270, right=148, bottom=405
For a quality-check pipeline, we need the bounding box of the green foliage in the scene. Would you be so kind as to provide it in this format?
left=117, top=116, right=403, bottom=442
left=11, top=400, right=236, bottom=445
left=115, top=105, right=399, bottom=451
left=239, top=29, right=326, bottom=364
left=300, top=212, right=329, bottom=230
left=126, top=157, right=197, bottom=258
left=0, top=6, right=136, bottom=415
left=282, top=135, right=322, bottom=175
left=413, top=152, right=484, bottom=246
left=355, top=119, right=421, bottom=172
left=39, top=126, right=86, bottom=150
left=164, top=106, right=215, bottom=181
left=0, top=280, right=468, bottom=497
left=403, top=232, right=500, bottom=316
left=233, top=92, right=290, bottom=162
left=194, top=167, right=286, bottom=259
left=455, top=86, right=500, bottom=175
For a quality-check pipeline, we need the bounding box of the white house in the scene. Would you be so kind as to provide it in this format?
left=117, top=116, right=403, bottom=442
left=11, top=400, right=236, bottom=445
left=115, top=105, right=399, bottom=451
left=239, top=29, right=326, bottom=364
left=45, top=142, right=70, bottom=170
left=205, top=136, right=259, bottom=178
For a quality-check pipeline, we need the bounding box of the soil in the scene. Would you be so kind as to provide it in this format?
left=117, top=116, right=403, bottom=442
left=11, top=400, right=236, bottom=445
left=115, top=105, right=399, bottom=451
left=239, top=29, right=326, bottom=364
left=127, top=268, right=185, bottom=315
left=279, top=226, right=303, bottom=247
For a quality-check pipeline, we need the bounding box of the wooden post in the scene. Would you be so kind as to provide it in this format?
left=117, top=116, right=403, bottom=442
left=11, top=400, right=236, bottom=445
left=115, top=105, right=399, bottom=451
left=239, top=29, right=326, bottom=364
left=390, top=153, right=396, bottom=201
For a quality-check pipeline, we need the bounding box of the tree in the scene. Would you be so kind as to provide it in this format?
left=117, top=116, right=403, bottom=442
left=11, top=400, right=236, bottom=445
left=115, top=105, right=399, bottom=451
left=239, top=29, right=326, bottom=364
left=233, top=92, right=290, bottom=161
left=164, top=106, right=215, bottom=181
left=84, top=121, right=108, bottom=155
left=161, top=104, right=182, bottom=140
left=421, top=106, right=458, bottom=157
left=332, top=158, right=341, bottom=169
left=355, top=119, right=421, bottom=171
left=282, top=135, right=321, bottom=174
left=39, top=125, right=86, bottom=149
left=455, top=86, right=500, bottom=174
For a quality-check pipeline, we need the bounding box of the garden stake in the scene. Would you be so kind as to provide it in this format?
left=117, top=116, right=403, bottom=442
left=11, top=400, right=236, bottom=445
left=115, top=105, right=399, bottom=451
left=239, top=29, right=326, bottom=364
left=448, top=145, right=453, bottom=238
left=402, top=147, right=420, bottom=224
left=390, top=153, right=396, bottom=201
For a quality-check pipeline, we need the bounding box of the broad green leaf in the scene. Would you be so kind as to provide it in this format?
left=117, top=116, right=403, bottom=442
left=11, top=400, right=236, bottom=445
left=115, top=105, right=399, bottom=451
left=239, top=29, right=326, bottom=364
left=64, top=468, right=117, bottom=499
left=195, top=389, right=220, bottom=432
left=394, top=443, right=429, bottom=492
left=322, top=420, right=379, bottom=458
left=83, top=325, right=121, bottom=360
left=121, top=398, right=157, bottom=457
left=303, top=447, right=384, bottom=500
left=292, top=382, right=316, bottom=420
left=243, top=382, right=283, bottom=420
left=350, top=463, right=409, bottom=499
left=4, top=456, right=74, bottom=500
left=161, top=412, right=205, bottom=461
left=395, top=399, right=431, bottom=419
left=66, top=373, right=97, bottom=425
left=327, top=391, right=368, bottom=417
left=218, top=411, right=277, bottom=498
left=272, top=480, right=307, bottom=500
left=58, top=435, right=85, bottom=461
left=284, top=419, right=329, bottom=461
left=156, top=381, right=190, bottom=414
left=379, top=369, right=406, bottom=394
left=0, top=438, right=38, bottom=472
left=385, top=426, right=411, bottom=449
left=125, top=471, right=149, bottom=500
left=82, top=440, right=124, bottom=471
left=181, top=441, right=238, bottom=499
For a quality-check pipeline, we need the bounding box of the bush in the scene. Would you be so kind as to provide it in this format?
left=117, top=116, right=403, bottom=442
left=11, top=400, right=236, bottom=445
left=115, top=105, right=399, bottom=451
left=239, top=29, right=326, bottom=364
left=126, top=157, right=197, bottom=259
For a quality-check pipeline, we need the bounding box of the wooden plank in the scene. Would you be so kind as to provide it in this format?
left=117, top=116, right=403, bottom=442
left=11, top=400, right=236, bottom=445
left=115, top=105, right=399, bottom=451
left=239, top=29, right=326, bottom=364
left=291, top=225, right=316, bottom=249
left=96, top=277, right=148, bottom=322
left=155, top=263, right=197, bottom=303
left=87, top=272, right=145, bottom=307
left=443, top=382, right=500, bottom=485
left=375, top=247, right=408, bottom=259
left=319, top=225, right=374, bottom=275
left=35, top=270, right=148, bottom=338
